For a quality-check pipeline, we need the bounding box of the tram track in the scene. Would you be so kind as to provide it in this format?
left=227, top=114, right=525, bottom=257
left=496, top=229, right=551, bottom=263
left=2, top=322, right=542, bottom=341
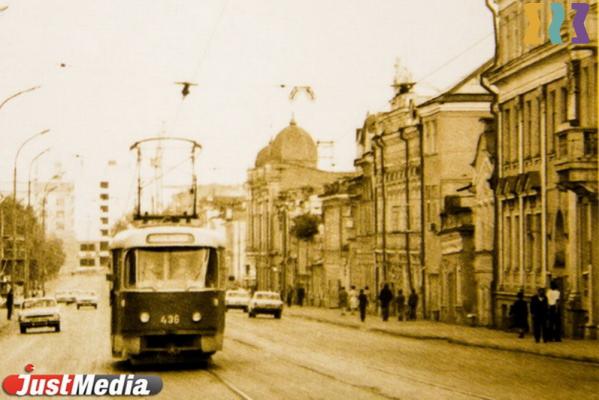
left=204, top=368, right=255, bottom=400
left=228, top=336, right=495, bottom=400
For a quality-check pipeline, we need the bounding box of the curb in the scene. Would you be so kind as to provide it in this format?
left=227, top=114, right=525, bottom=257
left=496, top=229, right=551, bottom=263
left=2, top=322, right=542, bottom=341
left=287, top=312, right=599, bottom=365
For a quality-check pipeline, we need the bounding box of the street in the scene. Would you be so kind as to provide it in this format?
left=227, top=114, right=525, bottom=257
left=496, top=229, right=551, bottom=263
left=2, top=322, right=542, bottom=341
left=1, top=273, right=598, bottom=400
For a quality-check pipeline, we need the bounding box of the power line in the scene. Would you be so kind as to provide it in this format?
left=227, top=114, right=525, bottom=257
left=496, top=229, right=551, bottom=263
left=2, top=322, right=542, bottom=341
left=415, top=32, right=494, bottom=83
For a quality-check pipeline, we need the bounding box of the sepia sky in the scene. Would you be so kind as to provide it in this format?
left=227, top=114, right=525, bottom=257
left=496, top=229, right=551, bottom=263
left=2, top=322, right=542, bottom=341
left=0, top=0, right=494, bottom=219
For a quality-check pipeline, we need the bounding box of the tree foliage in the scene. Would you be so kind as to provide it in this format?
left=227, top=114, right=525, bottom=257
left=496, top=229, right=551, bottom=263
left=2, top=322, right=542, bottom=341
left=0, top=197, right=66, bottom=284
left=290, top=213, right=320, bottom=241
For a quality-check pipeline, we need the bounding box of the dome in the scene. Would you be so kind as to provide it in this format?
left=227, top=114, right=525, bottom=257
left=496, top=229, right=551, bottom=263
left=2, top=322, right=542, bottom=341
left=255, top=144, right=272, bottom=167
left=254, top=118, right=317, bottom=168
left=269, top=118, right=317, bottom=168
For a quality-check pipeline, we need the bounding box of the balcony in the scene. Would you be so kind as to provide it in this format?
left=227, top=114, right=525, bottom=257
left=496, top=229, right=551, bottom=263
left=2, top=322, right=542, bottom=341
left=555, top=128, right=597, bottom=194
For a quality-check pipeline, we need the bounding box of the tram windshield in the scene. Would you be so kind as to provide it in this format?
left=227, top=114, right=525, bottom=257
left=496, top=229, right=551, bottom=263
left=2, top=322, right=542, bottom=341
left=124, top=248, right=215, bottom=290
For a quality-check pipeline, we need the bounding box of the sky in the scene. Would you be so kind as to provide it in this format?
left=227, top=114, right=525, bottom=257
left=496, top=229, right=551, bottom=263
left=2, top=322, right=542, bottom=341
left=0, top=0, right=494, bottom=229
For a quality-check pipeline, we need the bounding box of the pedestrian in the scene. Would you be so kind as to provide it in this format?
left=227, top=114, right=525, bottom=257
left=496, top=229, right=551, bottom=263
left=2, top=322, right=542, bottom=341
left=510, top=290, right=529, bottom=338
left=407, top=289, right=418, bottom=320
left=338, top=286, right=348, bottom=316
left=378, top=284, right=394, bottom=321
left=348, top=285, right=358, bottom=315
left=297, top=287, right=305, bottom=306
left=358, top=289, right=368, bottom=322
left=364, top=285, right=371, bottom=311
left=286, top=290, right=293, bottom=307
left=396, top=289, right=406, bottom=321
left=6, top=288, right=14, bottom=321
left=547, top=280, right=562, bottom=342
left=530, top=287, right=549, bottom=343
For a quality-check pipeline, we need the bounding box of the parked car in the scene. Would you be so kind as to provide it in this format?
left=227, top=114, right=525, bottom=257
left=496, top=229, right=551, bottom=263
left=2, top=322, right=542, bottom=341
left=76, top=291, right=98, bottom=309
left=19, top=297, right=61, bottom=333
left=225, top=290, right=251, bottom=312
left=248, top=291, right=283, bottom=319
left=55, top=290, right=77, bottom=304
left=13, top=297, right=24, bottom=308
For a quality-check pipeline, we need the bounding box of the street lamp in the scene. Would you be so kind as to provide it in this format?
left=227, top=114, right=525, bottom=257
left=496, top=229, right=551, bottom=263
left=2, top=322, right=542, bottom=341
left=0, top=86, right=41, bottom=112
left=27, top=147, right=51, bottom=207
left=39, top=184, right=58, bottom=294
left=12, top=128, right=49, bottom=296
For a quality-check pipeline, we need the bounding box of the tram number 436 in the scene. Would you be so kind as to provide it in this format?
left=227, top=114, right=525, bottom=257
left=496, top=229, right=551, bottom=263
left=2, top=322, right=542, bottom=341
left=160, top=314, right=180, bottom=325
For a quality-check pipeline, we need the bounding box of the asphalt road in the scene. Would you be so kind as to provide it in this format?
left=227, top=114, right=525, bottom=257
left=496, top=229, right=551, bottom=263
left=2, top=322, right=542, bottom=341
left=0, top=273, right=598, bottom=400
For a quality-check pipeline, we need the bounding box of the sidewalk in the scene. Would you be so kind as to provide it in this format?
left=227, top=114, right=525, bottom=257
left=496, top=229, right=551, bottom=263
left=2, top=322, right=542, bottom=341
left=285, top=306, right=599, bottom=364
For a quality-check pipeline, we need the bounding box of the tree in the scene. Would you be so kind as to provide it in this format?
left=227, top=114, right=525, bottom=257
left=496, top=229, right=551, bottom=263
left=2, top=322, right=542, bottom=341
left=290, top=213, right=320, bottom=241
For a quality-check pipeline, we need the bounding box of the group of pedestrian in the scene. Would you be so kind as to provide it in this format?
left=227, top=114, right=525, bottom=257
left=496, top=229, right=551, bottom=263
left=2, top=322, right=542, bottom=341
left=510, top=281, right=562, bottom=343
left=338, top=285, right=364, bottom=317
left=338, top=284, right=419, bottom=323
left=379, top=285, right=418, bottom=322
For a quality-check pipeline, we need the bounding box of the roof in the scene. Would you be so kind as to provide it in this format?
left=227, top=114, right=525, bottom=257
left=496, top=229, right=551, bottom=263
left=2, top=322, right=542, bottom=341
left=417, top=59, right=494, bottom=108
left=110, top=225, right=226, bottom=249
left=254, top=118, right=317, bottom=168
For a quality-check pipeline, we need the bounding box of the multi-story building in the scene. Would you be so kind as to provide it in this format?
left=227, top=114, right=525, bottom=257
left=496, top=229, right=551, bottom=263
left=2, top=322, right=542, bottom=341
left=34, top=179, right=78, bottom=272
left=418, top=62, right=493, bottom=324
left=246, top=118, right=353, bottom=299
left=352, top=66, right=425, bottom=308
left=320, top=176, right=361, bottom=305
left=484, top=0, right=597, bottom=337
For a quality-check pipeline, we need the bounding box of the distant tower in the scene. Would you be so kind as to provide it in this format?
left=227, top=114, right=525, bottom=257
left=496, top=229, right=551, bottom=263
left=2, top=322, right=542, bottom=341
left=391, top=58, right=416, bottom=110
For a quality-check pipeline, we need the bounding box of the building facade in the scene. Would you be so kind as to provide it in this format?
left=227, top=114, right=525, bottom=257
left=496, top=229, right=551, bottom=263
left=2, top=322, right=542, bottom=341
left=418, top=62, right=494, bottom=323
left=485, top=0, right=598, bottom=337
left=246, top=119, right=353, bottom=300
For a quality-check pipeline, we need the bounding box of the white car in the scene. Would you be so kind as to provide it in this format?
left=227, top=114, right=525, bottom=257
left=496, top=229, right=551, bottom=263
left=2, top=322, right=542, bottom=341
left=225, top=290, right=251, bottom=312
left=55, top=290, right=77, bottom=304
left=76, top=291, right=98, bottom=309
left=19, top=297, right=61, bottom=333
left=248, top=291, right=284, bottom=319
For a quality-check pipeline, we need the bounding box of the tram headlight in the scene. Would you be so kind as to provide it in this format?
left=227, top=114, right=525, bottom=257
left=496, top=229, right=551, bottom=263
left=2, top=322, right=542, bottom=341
left=192, top=311, right=202, bottom=322
left=139, top=312, right=150, bottom=323
left=212, top=298, right=219, bottom=307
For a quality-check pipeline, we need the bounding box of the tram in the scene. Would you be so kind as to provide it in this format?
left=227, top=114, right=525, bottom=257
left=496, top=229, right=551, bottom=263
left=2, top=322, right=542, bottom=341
left=108, top=137, right=227, bottom=363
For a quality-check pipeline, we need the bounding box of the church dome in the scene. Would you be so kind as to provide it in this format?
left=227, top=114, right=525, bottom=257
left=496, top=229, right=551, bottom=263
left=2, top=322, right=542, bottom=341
left=269, top=118, right=317, bottom=168
left=255, top=144, right=272, bottom=167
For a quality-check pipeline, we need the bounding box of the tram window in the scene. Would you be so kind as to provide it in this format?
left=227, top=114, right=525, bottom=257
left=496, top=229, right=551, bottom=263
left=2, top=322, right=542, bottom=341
left=125, top=251, right=136, bottom=287
left=205, top=249, right=218, bottom=288
left=124, top=248, right=212, bottom=290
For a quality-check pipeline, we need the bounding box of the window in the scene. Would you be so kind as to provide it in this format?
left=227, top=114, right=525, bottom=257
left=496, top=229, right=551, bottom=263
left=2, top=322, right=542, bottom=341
left=100, top=205, right=109, bottom=213
left=504, top=213, right=511, bottom=271
left=100, top=194, right=109, bottom=201
left=100, top=181, right=109, bottom=189
left=101, top=217, right=109, bottom=225
left=391, top=206, right=400, bottom=231
left=560, top=87, right=568, bottom=123
left=101, top=229, right=109, bottom=236
left=124, top=248, right=214, bottom=290
left=503, top=108, right=511, bottom=163
left=524, top=100, right=532, bottom=158
left=547, top=90, right=556, bottom=153
left=533, top=98, right=540, bottom=156
left=100, top=241, right=109, bottom=251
